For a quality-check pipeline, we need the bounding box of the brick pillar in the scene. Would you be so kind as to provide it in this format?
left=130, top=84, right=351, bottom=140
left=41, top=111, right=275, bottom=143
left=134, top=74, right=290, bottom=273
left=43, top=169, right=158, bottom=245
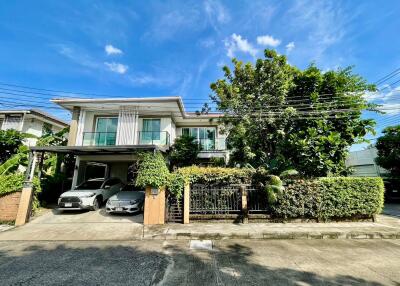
left=241, top=185, right=248, bottom=223
left=67, top=106, right=80, bottom=146
left=183, top=183, right=190, bottom=224
left=144, top=186, right=166, bottom=225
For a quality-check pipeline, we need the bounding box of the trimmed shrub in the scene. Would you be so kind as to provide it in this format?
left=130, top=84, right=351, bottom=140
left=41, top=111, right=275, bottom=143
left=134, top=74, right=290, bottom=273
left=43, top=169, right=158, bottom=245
left=168, top=166, right=253, bottom=197
left=273, top=177, right=384, bottom=220
left=0, top=173, right=41, bottom=212
left=135, top=152, right=170, bottom=188
left=318, top=177, right=384, bottom=220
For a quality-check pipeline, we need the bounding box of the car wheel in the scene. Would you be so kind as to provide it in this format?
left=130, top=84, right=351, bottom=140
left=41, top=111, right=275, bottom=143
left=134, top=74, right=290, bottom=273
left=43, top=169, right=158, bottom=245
left=92, top=197, right=100, bottom=211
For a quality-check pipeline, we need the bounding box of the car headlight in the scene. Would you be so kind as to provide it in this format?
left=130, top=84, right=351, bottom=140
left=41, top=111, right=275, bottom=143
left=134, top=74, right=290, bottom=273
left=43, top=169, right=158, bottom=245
left=80, top=193, right=95, bottom=198
left=129, top=200, right=138, bottom=205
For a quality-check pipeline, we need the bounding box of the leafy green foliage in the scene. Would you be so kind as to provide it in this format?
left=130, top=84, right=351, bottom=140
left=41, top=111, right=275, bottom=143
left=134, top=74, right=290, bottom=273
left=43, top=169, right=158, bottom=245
left=168, top=166, right=253, bottom=197
left=210, top=49, right=376, bottom=177
left=135, top=152, right=170, bottom=188
left=0, top=173, right=41, bottom=212
left=0, top=145, right=29, bottom=175
left=273, top=177, right=384, bottom=220
left=375, top=125, right=400, bottom=177
left=264, top=175, right=284, bottom=204
left=0, top=129, right=26, bottom=163
left=169, top=135, right=200, bottom=168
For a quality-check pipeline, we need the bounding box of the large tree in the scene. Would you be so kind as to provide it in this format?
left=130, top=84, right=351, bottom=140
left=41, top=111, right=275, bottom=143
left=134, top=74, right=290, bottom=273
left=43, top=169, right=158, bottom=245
left=210, top=50, right=376, bottom=177
left=375, top=125, right=400, bottom=177
left=0, top=129, right=26, bottom=164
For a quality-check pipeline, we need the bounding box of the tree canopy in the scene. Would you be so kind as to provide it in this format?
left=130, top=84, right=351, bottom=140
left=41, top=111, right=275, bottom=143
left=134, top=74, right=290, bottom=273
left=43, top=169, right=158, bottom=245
left=169, top=135, right=200, bottom=168
left=210, top=50, right=376, bottom=177
left=375, top=125, right=400, bottom=177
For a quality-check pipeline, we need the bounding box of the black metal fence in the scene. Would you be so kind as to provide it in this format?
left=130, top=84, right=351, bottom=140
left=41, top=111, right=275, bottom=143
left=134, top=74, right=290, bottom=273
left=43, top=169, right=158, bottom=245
left=190, top=185, right=242, bottom=215
left=247, top=187, right=269, bottom=214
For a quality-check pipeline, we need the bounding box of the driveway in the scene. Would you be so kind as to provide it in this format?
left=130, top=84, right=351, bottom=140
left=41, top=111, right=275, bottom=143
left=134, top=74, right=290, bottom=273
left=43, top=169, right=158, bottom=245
left=0, top=240, right=399, bottom=285
left=0, top=207, right=144, bottom=241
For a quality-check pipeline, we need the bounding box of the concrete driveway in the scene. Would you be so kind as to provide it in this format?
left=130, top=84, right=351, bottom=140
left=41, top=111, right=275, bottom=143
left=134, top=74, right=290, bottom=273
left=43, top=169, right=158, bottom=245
left=0, top=207, right=144, bottom=241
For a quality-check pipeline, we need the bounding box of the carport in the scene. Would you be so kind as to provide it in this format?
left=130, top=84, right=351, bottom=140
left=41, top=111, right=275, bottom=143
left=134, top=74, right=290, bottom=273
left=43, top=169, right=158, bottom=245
left=16, top=145, right=168, bottom=226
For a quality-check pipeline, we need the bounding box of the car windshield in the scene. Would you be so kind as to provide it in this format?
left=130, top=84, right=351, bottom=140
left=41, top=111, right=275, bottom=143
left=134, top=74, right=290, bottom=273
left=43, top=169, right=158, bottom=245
left=75, top=180, right=104, bottom=190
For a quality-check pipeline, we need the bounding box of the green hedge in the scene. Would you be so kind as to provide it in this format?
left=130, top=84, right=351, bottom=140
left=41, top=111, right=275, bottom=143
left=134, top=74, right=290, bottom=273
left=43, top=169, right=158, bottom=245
left=168, top=166, right=253, bottom=197
left=0, top=173, right=42, bottom=212
left=273, top=177, right=384, bottom=220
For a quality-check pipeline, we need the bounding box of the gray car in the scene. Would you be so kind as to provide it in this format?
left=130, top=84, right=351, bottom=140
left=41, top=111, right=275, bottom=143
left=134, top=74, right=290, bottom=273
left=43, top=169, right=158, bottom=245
left=106, top=186, right=145, bottom=214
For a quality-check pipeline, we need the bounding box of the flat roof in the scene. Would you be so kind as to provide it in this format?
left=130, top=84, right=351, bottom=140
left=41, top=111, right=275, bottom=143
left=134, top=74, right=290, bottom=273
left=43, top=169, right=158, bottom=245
left=30, top=145, right=168, bottom=155
left=51, top=96, right=223, bottom=119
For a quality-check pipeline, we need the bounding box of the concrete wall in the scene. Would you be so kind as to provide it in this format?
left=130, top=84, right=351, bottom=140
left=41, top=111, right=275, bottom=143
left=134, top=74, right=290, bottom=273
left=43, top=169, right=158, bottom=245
left=0, top=192, right=21, bottom=222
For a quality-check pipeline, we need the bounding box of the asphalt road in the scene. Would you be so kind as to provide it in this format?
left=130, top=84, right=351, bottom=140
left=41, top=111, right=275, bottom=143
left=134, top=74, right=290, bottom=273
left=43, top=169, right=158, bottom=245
left=0, top=240, right=399, bottom=285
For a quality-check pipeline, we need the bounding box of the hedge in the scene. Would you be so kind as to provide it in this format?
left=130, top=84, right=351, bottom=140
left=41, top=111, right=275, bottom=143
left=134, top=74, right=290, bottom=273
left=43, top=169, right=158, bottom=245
left=273, top=177, right=384, bottom=220
left=168, top=166, right=253, bottom=197
left=0, top=173, right=42, bottom=212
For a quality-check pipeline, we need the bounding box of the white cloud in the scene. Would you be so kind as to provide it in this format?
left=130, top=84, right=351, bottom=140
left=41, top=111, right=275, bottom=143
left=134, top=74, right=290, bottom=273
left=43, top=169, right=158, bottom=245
left=204, top=0, right=230, bottom=25
left=104, top=62, right=128, bottom=74
left=225, top=33, right=258, bottom=58
left=286, top=42, right=295, bottom=53
left=105, top=44, right=123, bottom=55
left=256, top=35, right=281, bottom=47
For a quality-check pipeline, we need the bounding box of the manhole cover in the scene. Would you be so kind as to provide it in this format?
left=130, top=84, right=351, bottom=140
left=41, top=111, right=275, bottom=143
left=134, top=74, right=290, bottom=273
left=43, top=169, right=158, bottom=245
left=189, top=240, right=213, bottom=250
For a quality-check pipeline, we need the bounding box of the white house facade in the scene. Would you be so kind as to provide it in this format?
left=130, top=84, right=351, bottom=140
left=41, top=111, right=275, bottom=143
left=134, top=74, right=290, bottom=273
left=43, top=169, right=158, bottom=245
left=42, top=97, right=228, bottom=188
left=346, top=146, right=388, bottom=177
left=0, top=109, right=68, bottom=146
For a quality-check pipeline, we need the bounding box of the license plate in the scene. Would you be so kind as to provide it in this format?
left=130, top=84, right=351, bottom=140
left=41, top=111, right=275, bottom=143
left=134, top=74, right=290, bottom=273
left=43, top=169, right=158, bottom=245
left=116, top=207, right=123, bottom=211
left=64, top=203, right=72, bottom=207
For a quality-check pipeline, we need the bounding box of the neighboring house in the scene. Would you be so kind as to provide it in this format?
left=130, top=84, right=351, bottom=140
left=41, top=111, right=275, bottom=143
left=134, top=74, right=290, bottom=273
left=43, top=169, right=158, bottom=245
left=0, top=109, right=69, bottom=146
left=346, top=146, right=388, bottom=177
left=34, top=97, right=228, bottom=188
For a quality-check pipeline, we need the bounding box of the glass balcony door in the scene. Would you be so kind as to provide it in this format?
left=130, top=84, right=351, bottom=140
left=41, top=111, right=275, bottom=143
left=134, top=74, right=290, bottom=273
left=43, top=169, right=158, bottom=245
left=182, top=127, right=216, bottom=151
left=95, top=117, right=118, bottom=145
left=141, top=119, right=161, bottom=144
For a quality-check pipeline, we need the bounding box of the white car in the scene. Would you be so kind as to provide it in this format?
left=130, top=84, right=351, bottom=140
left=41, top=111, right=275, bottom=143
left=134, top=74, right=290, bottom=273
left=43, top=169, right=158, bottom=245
left=58, top=178, right=123, bottom=211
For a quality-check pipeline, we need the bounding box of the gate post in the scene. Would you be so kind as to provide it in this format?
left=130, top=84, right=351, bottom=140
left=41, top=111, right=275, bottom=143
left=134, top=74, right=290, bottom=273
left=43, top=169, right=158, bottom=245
left=240, top=185, right=248, bottom=224
left=183, top=183, right=190, bottom=224
left=144, top=186, right=166, bottom=225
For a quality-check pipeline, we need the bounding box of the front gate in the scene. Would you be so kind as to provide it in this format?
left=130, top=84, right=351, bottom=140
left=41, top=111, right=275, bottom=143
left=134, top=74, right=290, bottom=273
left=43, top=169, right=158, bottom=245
left=166, top=193, right=183, bottom=223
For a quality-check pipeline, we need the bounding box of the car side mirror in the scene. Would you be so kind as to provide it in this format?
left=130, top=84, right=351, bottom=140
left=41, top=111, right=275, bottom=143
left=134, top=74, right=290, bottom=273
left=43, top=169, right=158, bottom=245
left=104, top=185, right=111, bottom=189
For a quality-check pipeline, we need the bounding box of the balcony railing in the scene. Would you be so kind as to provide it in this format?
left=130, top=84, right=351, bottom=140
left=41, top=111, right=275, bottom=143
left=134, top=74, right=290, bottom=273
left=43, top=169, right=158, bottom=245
left=82, top=132, right=117, bottom=146
left=197, top=138, right=226, bottom=151
left=82, top=131, right=171, bottom=147
left=138, top=131, right=170, bottom=146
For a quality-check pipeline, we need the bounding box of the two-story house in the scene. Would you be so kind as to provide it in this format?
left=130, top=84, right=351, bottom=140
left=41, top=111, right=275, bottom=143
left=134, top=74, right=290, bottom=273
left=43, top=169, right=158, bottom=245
left=0, top=109, right=68, bottom=146
left=36, top=97, right=228, bottom=188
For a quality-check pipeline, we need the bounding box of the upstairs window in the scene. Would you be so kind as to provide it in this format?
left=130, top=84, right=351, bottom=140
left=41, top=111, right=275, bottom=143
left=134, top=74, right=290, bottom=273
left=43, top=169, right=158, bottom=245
left=142, top=119, right=161, bottom=140
left=182, top=127, right=216, bottom=151
left=94, top=117, right=118, bottom=145
left=2, top=115, right=22, bottom=130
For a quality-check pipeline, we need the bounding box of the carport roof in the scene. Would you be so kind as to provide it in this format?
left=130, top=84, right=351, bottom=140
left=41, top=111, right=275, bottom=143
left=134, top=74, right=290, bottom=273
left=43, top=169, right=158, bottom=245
left=30, top=145, right=168, bottom=155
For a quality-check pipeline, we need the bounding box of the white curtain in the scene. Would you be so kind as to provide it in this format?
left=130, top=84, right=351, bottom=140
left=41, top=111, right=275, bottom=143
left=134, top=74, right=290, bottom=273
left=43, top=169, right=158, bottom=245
left=116, top=106, right=138, bottom=145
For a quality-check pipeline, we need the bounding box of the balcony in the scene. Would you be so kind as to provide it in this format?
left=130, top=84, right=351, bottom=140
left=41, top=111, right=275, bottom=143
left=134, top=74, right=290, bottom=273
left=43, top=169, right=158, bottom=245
left=197, top=138, right=226, bottom=151
left=82, top=132, right=117, bottom=146
left=82, top=131, right=171, bottom=147
left=138, top=131, right=170, bottom=146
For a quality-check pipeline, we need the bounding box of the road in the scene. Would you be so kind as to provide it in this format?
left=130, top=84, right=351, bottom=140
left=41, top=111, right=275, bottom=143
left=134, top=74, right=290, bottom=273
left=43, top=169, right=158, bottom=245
left=0, top=239, right=399, bottom=285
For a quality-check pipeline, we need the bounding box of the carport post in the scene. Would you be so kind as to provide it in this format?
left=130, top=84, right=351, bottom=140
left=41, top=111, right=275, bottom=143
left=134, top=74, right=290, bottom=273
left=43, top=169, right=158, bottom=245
left=15, top=151, right=37, bottom=226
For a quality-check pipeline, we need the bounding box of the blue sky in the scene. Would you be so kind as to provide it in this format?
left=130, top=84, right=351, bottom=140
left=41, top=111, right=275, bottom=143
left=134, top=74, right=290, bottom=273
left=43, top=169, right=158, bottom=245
left=0, top=0, right=399, bottom=150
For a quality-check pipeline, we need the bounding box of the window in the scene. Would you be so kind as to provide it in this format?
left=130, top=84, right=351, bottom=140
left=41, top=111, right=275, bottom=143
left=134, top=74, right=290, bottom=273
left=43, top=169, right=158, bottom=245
left=2, top=115, right=22, bottom=130
left=182, top=127, right=216, bottom=151
left=95, top=117, right=118, bottom=145
left=42, top=122, right=53, bottom=136
left=142, top=119, right=161, bottom=141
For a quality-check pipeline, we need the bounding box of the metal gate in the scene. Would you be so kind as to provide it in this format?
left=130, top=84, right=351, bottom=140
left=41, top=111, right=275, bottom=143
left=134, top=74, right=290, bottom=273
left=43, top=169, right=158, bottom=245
left=166, top=193, right=183, bottom=223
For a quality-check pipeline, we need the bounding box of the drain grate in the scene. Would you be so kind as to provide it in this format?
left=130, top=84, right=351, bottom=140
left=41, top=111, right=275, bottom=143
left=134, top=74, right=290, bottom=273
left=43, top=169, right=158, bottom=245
left=189, top=240, right=213, bottom=250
